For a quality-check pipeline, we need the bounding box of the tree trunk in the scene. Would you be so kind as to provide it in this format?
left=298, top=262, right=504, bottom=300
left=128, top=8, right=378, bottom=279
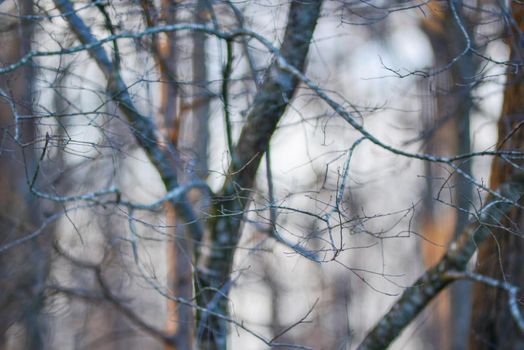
left=0, top=0, right=49, bottom=348
left=419, top=2, right=475, bottom=348
left=154, top=2, right=197, bottom=349
left=194, top=2, right=322, bottom=349
left=470, top=2, right=524, bottom=349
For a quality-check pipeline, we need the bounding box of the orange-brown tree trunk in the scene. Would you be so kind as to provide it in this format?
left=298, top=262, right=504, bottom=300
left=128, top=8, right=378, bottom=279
left=156, top=1, right=196, bottom=348
left=470, top=2, right=524, bottom=349
left=157, top=1, right=208, bottom=349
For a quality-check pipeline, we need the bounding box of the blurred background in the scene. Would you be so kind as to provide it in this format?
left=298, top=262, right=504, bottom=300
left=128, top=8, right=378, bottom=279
left=0, top=1, right=513, bottom=349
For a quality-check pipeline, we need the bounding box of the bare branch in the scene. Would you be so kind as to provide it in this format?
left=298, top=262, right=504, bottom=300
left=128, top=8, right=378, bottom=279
left=195, top=1, right=323, bottom=348
left=52, top=0, right=204, bottom=241
left=356, top=181, right=524, bottom=350
left=445, top=271, right=524, bottom=332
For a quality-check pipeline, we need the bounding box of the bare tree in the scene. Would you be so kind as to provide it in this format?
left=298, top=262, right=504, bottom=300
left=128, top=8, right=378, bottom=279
left=4, top=1, right=524, bottom=350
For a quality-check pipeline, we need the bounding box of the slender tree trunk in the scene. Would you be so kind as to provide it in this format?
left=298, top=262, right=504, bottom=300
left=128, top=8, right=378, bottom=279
left=154, top=2, right=196, bottom=349
left=191, top=0, right=210, bottom=178
left=419, top=2, right=475, bottom=348
left=0, top=0, right=49, bottom=348
left=157, top=1, right=212, bottom=348
left=469, top=3, right=524, bottom=349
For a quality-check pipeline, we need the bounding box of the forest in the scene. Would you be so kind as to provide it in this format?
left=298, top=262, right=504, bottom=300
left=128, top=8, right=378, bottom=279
left=1, top=0, right=524, bottom=349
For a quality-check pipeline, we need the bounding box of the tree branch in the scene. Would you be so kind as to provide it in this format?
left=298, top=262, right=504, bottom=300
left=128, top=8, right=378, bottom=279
left=52, top=0, right=204, bottom=241
left=195, top=1, right=322, bottom=348
left=356, top=181, right=524, bottom=350
left=445, top=270, right=524, bottom=332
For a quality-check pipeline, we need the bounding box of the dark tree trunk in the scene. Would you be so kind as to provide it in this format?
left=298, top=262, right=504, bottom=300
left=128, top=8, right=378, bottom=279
left=194, top=2, right=322, bottom=349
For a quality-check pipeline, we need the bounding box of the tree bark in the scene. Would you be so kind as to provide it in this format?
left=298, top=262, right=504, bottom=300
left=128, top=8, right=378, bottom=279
left=194, top=1, right=322, bottom=349
left=469, top=2, right=524, bottom=349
